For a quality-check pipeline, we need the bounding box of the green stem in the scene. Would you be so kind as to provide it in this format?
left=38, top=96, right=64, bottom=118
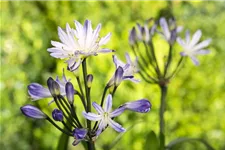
left=159, top=84, right=167, bottom=150
left=164, top=45, right=172, bottom=77
left=82, top=59, right=94, bottom=150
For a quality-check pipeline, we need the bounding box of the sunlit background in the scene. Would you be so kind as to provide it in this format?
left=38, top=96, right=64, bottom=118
left=1, top=1, right=225, bottom=150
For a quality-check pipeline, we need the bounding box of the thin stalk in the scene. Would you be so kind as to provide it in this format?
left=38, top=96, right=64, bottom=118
left=82, top=58, right=94, bottom=150
left=76, top=77, right=85, bottom=100
left=159, top=84, right=167, bottom=150
left=46, top=117, right=73, bottom=136
left=149, top=42, right=161, bottom=78
left=168, top=56, right=184, bottom=79
left=164, top=45, right=173, bottom=77
left=76, top=91, right=87, bottom=110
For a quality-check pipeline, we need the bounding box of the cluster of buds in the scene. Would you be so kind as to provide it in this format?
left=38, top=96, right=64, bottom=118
left=129, top=17, right=211, bottom=86
left=20, top=19, right=151, bottom=146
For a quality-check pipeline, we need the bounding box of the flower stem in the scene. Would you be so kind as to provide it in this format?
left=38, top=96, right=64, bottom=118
left=82, top=59, right=94, bottom=150
left=159, top=84, right=167, bottom=150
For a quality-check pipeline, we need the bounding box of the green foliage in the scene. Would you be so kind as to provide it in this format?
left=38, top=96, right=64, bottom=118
left=1, top=1, right=224, bottom=150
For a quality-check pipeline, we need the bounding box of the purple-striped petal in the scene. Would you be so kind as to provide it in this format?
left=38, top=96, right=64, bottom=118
left=110, top=106, right=126, bottom=118
left=73, top=128, right=88, bottom=140
left=92, top=102, right=104, bottom=114
left=125, top=99, right=151, bottom=113
left=190, top=55, right=200, bottom=66
left=104, top=94, right=112, bottom=113
left=108, top=119, right=126, bottom=132
left=82, top=112, right=102, bottom=121
left=20, top=105, right=47, bottom=119
left=114, top=67, right=124, bottom=86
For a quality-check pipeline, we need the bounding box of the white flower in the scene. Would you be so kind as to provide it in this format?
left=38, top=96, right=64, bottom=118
left=48, top=20, right=112, bottom=71
left=82, top=94, right=126, bottom=136
left=177, top=30, right=211, bottom=65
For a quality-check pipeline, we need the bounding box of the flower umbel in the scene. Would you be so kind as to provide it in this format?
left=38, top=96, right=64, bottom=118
left=47, top=19, right=113, bottom=71
left=83, top=94, right=126, bottom=136
left=177, top=30, right=211, bottom=65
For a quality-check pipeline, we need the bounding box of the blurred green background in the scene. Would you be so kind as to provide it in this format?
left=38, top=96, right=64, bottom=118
left=1, top=1, right=225, bottom=150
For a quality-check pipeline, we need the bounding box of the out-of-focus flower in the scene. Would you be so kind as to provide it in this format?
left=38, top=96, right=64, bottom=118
left=159, top=17, right=183, bottom=45
left=72, top=128, right=88, bottom=146
left=82, top=94, right=126, bottom=136
left=108, top=53, right=140, bottom=87
left=20, top=105, right=47, bottom=119
left=177, top=30, right=211, bottom=65
left=52, top=109, right=64, bottom=121
left=47, top=19, right=113, bottom=71
left=124, top=99, right=151, bottom=113
left=28, top=72, right=69, bottom=101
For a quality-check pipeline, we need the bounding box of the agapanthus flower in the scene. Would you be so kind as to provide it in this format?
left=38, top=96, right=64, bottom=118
left=177, top=30, right=211, bottom=65
left=108, top=53, right=140, bottom=87
left=47, top=19, right=113, bottom=71
left=159, top=17, right=183, bottom=45
left=28, top=72, right=69, bottom=101
left=20, top=105, right=47, bottom=119
left=124, top=99, right=151, bottom=113
left=82, top=94, right=126, bottom=136
left=72, top=128, right=88, bottom=146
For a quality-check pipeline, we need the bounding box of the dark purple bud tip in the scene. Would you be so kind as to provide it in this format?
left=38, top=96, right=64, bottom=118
left=65, top=82, right=75, bottom=104
left=20, top=105, right=47, bottom=119
left=52, top=109, right=63, bottom=121
left=47, top=77, right=60, bottom=97
left=125, top=99, right=151, bottom=113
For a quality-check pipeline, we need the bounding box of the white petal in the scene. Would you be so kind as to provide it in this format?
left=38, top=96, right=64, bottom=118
left=92, top=102, right=104, bottom=114
left=189, top=30, right=202, bottom=47
left=99, top=32, right=111, bottom=45
left=104, top=94, right=112, bottom=113
left=193, top=49, right=210, bottom=55
left=192, top=39, right=211, bottom=51
left=82, top=112, right=102, bottom=121
left=108, top=119, right=126, bottom=132
left=160, top=17, right=170, bottom=41
left=190, top=55, right=200, bottom=66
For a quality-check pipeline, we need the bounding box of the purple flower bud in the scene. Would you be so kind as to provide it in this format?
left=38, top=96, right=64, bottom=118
left=52, top=109, right=63, bottom=121
left=72, top=128, right=88, bottom=146
left=114, top=66, right=124, bottom=86
left=20, top=105, right=47, bottom=119
left=125, top=99, right=151, bottom=113
left=87, top=74, right=93, bottom=88
left=65, top=82, right=75, bottom=104
left=47, top=77, right=60, bottom=97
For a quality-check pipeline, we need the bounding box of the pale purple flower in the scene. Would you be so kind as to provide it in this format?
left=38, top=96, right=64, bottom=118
left=52, top=109, right=63, bottom=121
left=108, top=53, right=140, bottom=86
left=159, top=17, right=183, bottom=44
left=47, top=19, right=113, bottom=71
left=28, top=72, right=69, bottom=101
left=82, top=94, right=126, bottom=136
left=177, top=30, right=211, bottom=65
left=72, top=128, right=88, bottom=146
left=20, top=105, right=47, bottom=119
left=65, top=82, right=75, bottom=104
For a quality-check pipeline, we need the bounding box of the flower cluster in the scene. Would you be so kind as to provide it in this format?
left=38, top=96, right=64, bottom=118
left=20, top=19, right=151, bottom=147
left=129, top=17, right=211, bottom=85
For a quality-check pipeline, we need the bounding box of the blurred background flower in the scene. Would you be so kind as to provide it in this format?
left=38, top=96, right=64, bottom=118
left=1, top=1, right=225, bottom=150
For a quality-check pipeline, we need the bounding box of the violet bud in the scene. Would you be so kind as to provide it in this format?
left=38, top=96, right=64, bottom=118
left=52, top=109, right=63, bottom=121
left=125, top=99, right=151, bottom=113
left=65, top=82, right=75, bottom=104
left=20, top=105, right=47, bottom=119
left=47, top=77, right=60, bottom=97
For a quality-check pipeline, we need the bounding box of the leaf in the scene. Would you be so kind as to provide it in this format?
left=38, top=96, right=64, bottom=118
left=144, top=130, right=159, bottom=150
left=56, top=132, right=70, bottom=150
left=166, top=137, right=215, bottom=150
left=159, top=132, right=165, bottom=150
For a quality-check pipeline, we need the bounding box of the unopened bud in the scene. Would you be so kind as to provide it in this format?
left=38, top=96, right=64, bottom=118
left=87, top=74, right=93, bottom=88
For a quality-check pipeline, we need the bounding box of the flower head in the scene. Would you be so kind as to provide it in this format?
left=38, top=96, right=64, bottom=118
left=20, top=105, right=47, bottom=119
left=72, top=128, right=88, bottom=146
left=177, top=30, right=211, bottom=65
left=28, top=71, right=69, bottom=101
left=47, top=19, right=113, bottom=71
left=82, top=94, right=126, bottom=136
left=108, top=53, right=140, bottom=87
